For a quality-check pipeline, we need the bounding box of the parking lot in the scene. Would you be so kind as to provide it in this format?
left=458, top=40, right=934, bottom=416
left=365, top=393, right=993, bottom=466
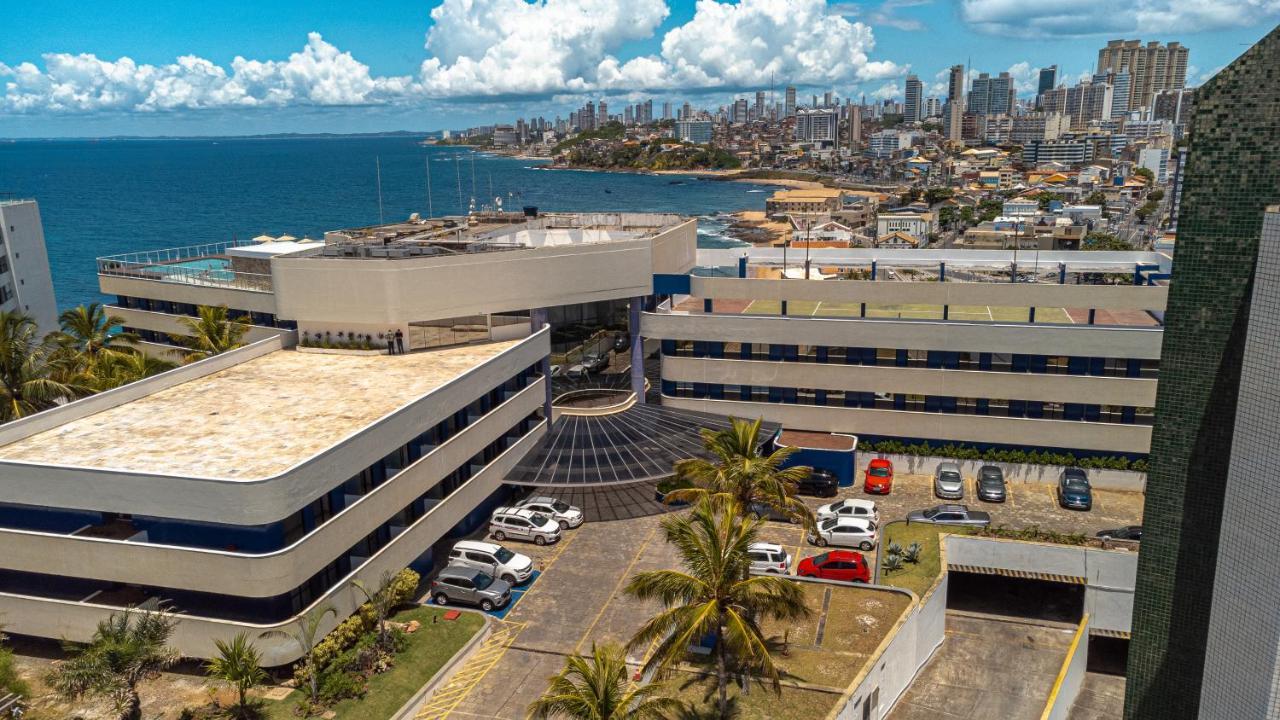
left=413, top=470, right=1143, bottom=719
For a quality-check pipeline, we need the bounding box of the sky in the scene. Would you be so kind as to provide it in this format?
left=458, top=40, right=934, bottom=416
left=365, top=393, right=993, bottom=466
left=0, top=0, right=1274, bottom=137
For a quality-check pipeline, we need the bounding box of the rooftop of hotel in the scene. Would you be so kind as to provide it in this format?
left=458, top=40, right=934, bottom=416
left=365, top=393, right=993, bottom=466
left=0, top=340, right=520, bottom=480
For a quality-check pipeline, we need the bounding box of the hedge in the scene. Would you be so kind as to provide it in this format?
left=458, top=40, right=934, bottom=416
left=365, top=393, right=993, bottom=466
left=855, top=439, right=1147, bottom=473
left=294, top=568, right=420, bottom=684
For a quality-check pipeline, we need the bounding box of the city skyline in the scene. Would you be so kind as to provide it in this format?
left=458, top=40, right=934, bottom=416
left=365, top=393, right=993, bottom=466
left=0, top=0, right=1274, bottom=138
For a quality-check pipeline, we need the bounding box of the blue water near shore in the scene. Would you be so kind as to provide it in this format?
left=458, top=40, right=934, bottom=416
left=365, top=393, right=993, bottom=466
left=0, top=137, right=761, bottom=310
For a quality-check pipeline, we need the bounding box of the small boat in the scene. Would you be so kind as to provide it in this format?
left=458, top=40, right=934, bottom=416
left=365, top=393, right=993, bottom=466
left=604, top=189, right=613, bottom=194
left=668, top=180, right=686, bottom=185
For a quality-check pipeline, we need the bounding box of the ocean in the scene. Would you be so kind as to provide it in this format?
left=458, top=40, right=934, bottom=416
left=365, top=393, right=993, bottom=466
left=0, top=136, right=762, bottom=311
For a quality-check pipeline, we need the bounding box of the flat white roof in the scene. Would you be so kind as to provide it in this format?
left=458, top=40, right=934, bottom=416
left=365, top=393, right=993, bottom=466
left=226, top=240, right=324, bottom=258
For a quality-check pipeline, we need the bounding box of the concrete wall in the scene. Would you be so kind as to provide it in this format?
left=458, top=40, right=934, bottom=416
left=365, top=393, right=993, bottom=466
left=0, top=201, right=59, bottom=335
left=0, top=423, right=545, bottom=666
left=650, top=218, right=698, bottom=275
left=943, top=535, right=1135, bottom=635
left=1042, top=616, right=1091, bottom=720
left=866, top=454, right=1146, bottom=492
left=832, top=550, right=949, bottom=720
left=661, top=395, right=1152, bottom=454
left=108, top=304, right=290, bottom=344
left=691, top=276, right=1167, bottom=312
left=0, top=330, right=550, bottom=525
left=99, top=273, right=277, bottom=314
left=642, top=311, right=1164, bottom=359
left=273, top=242, right=655, bottom=326
left=0, top=380, right=544, bottom=597
left=662, top=356, right=1158, bottom=408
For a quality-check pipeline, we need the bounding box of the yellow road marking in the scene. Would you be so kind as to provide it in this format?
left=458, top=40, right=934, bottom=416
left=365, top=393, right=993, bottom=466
left=414, top=620, right=528, bottom=720
left=573, top=522, right=662, bottom=656
left=1005, top=483, right=1016, bottom=508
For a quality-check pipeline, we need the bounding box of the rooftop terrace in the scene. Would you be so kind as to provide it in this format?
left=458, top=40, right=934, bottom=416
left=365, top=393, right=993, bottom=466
left=0, top=340, right=520, bottom=480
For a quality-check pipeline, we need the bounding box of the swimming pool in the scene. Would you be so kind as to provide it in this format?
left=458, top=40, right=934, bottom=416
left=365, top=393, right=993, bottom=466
left=143, top=257, right=235, bottom=282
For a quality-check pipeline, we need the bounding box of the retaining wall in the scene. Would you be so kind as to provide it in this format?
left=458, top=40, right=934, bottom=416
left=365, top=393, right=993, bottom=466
left=869, top=453, right=1146, bottom=492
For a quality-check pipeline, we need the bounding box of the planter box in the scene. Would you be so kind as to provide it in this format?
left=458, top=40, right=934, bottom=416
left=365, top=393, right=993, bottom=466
left=297, top=346, right=387, bottom=357
left=869, top=453, right=1146, bottom=492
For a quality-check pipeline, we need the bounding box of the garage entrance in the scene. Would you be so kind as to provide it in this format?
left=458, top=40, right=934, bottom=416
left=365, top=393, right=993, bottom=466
left=947, top=571, right=1085, bottom=624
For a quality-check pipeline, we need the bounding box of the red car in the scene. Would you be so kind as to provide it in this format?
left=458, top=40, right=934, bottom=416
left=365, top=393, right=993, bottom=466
left=796, top=550, right=870, bottom=583
left=864, top=458, right=894, bottom=494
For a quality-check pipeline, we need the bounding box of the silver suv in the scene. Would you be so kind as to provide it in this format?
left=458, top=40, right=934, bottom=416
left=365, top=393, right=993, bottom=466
left=933, top=462, right=965, bottom=499
left=430, top=566, right=512, bottom=611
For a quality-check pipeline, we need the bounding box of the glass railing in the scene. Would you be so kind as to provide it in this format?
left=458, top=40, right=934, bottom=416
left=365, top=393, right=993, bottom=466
left=96, top=241, right=272, bottom=292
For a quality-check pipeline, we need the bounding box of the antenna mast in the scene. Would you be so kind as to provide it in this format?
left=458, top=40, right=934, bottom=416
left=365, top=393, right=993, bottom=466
left=375, top=156, right=385, bottom=225
left=425, top=157, right=434, bottom=218
left=454, top=155, right=464, bottom=213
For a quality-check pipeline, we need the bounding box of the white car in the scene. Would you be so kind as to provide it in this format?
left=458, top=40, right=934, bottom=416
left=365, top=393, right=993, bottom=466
left=517, top=496, right=584, bottom=530
left=808, top=516, right=878, bottom=551
left=816, top=498, right=879, bottom=524
left=747, top=542, right=792, bottom=575
left=566, top=364, right=589, bottom=380
left=448, top=540, right=535, bottom=585
left=489, top=507, right=562, bottom=546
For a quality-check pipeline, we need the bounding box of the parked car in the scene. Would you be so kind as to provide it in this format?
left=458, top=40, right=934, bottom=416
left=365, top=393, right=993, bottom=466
left=1057, top=468, right=1093, bottom=510
left=863, top=458, right=894, bottom=494
left=516, top=496, right=584, bottom=530
left=748, top=501, right=800, bottom=524
left=797, top=468, right=840, bottom=497
left=797, top=550, right=870, bottom=584
left=808, top=516, right=878, bottom=550
left=448, top=540, right=534, bottom=585
left=905, top=504, right=992, bottom=527
left=816, top=498, right=879, bottom=524
left=430, top=566, right=512, bottom=611
left=1096, top=525, right=1142, bottom=541
left=933, top=462, right=965, bottom=500
left=581, top=351, right=610, bottom=373
left=612, top=334, right=631, bottom=353
left=489, top=507, right=562, bottom=545
left=565, top=363, right=589, bottom=380
left=746, top=542, right=792, bottom=575
left=548, top=364, right=564, bottom=378
left=975, top=465, right=1007, bottom=503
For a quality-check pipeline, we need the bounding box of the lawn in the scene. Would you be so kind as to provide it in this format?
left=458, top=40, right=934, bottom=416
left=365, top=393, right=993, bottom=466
left=668, top=673, right=840, bottom=720
left=262, top=605, right=484, bottom=720
left=878, top=522, right=978, bottom=598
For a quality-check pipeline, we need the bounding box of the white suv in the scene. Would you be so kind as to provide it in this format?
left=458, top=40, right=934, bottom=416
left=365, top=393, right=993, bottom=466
left=747, top=542, right=792, bottom=575
left=448, top=540, right=535, bottom=585
left=808, top=516, right=878, bottom=551
left=516, top=496, right=584, bottom=530
left=490, top=507, right=562, bottom=546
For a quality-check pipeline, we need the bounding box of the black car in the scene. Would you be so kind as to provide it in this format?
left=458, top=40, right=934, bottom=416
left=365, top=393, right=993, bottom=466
left=797, top=469, right=840, bottom=497
left=612, top=334, right=631, bottom=353
left=1096, top=525, right=1142, bottom=541
left=976, top=465, right=1007, bottom=502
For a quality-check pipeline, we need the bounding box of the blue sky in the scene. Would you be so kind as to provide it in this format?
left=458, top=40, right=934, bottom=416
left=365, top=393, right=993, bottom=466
left=0, top=0, right=1272, bottom=137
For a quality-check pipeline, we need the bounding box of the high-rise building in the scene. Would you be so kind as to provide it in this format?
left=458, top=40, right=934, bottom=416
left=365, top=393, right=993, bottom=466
left=946, top=64, right=965, bottom=143
left=1064, top=80, right=1114, bottom=127
left=924, top=97, right=941, bottom=118
left=795, top=108, right=839, bottom=144
left=823, top=90, right=833, bottom=107
left=675, top=119, right=713, bottom=145
left=969, top=73, right=992, bottom=117
left=1098, top=39, right=1189, bottom=111
left=1137, top=147, right=1170, bottom=183
left=582, top=101, right=596, bottom=131
left=754, top=91, right=766, bottom=121
left=642, top=99, right=653, bottom=124
left=785, top=86, right=796, bottom=117
left=732, top=98, right=749, bottom=125
left=1038, top=65, right=1058, bottom=96
left=989, top=72, right=1015, bottom=115
left=1151, top=88, right=1197, bottom=134
left=1126, top=28, right=1280, bottom=720
left=903, top=75, right=923, bottom=123
left=847, top=102, right=862, bottom=149
left=0, top=199, right=59, bottom=336
left=662, top=101, right=672, bottom=120
left=681, top=101, right=692, bottom=121
left=597, top=101, right=608, bottom=128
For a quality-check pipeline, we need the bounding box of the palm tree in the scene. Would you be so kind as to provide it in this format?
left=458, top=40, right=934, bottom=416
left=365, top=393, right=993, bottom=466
left=173, top=305, right=251, bottom=361
left=50, top=303, right=138, bottom=364
left=351, top=571, right=398, bottom=652
left=206, top=632, right=268, bottom=718
left=47, top=606, right=180, bottom=720
left=626, top=500, right=810, bottom=719
left=666, top=417, right=814, bottom=527
left=85, top=350, right=177, bottom=391
left=260, top=604, right=337, bottom=708
left=0, top=310, right=82, bottom=422
left=528, top=643, right=683, bottom=720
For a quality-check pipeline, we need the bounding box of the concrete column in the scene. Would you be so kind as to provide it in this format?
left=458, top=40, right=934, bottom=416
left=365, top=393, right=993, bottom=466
left=939, top=262, right=946, bottom=282
left=738, top=255, right=748, bottom=278
left=871, top=261, right=878, bottom=280
left=629, top=297, right=645, bottom=404
left=1059, top=262, right=1067, bottom=284
left=531, top=308, right=553, bottom=422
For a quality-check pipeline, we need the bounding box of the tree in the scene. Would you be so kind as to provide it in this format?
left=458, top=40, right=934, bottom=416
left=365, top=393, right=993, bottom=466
left=528, top=643, right=682, bottom=720
left=0, top=310, right=83, bottom=422
left=959, top=206, right=976, bottom=226
left=666, top=417, right=814, bottom=527
left=351, top=571, right=398, bottom=652
left=173, top=305, right=251, bottom=361
left=923, top=187, right=953, bottom=206
left=1083, top=232, right=1130, bottom=251
left=938, top=206, right=957, bottom=229
left=260, top=604, right=337, bottom=708
left=206, top=633, right=268, bottom=718
left=1148, top=189, right=1165, bottom=202
left=1133, top=166, right=1155, bottom=184
left=626, top=500, right=810, bottom=719
left=47, top=607, right=180, bottom=720
left=50, top=303, right=138, bottom=365
left=87, top=350, right=178, bottom=391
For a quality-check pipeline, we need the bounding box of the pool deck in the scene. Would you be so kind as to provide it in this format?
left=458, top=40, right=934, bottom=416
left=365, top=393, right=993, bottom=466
left=0, top=340, right=520, bottom=480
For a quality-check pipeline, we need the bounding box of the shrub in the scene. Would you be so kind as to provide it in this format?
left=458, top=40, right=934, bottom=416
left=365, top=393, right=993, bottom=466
left=858, top=439, right=1146, bottom=473
left=904, top=542, right=923, bottom=564
left=318, top=666, right=365, bottom=705
left=882, top=553, right=904, bottom=574
left=0, top=645, right=29, bottom=698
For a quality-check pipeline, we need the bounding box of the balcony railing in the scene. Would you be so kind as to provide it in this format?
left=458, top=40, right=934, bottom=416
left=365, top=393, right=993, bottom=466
left=97, top=241, right=272, bottom=292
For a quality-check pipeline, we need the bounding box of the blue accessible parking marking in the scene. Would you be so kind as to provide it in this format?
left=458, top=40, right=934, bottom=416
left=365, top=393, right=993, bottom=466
left=425, top=569, right=541, bottom=619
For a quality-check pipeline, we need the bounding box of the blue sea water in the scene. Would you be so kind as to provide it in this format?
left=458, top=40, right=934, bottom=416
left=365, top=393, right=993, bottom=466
left=0, top=137, right=761, bottom=310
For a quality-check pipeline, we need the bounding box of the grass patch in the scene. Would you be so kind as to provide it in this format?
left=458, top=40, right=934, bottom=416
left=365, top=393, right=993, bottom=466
left=879, top=522, right=978, bottom=598
left=261, top=605, right=483, bottom=720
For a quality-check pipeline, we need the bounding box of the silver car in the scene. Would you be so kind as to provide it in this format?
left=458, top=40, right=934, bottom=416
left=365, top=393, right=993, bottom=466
left=933, top=462, right=964, bottom=500
left=430, top=565, right=512, bottom=611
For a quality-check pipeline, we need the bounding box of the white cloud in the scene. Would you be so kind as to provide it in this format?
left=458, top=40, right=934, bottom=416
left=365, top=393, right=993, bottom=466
left=832, top=0, right=932, bottom=31
left=2, top=0, right=907, bottom=114
left=960, top=0, right=1280, bottom=36
left=870, top=81, right=900, bottom=100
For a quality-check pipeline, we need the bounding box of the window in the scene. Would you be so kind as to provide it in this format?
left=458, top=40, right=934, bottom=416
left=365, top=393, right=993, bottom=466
left=0, top=256, right=8, bottom=275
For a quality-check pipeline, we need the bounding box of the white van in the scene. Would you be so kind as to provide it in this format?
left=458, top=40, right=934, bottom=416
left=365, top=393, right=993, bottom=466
left=448, top=540, right=535, bottom=585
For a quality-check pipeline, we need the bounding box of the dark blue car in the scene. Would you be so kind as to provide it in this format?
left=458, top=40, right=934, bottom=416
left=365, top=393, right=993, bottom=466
left=1057, top=468, right=1093, bottom=510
